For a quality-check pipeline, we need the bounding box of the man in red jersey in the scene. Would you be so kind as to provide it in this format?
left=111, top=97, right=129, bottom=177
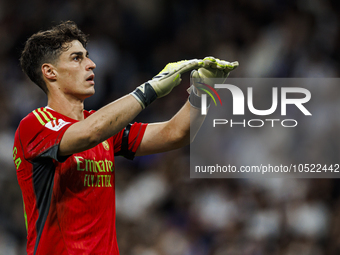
left=13, top=21, right=238, bottom=254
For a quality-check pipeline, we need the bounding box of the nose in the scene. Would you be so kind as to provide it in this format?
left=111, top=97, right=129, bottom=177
left=86, top=57, right=96, bottom=70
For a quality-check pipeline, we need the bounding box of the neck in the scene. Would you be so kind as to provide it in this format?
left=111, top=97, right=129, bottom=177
left=47, top=93, right=85, bottom=121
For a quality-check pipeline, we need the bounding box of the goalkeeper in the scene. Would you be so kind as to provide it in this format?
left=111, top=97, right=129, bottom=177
left=13, top=20, right=238, bottom=255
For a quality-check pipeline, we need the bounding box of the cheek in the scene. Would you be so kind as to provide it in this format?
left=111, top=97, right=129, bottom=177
left=60, top=70, right=79, bottom=85
left=57, top=73, right=77, bottom=93
left=64, top=71, right=75, bottom=81
left=58, top=64, right=79, bottom=80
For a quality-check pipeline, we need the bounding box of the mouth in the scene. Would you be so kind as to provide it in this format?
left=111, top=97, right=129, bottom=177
left=86, top=74, right=95, bottom=84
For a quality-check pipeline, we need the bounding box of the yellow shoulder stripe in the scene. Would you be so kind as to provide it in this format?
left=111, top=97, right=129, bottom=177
left=32, top=108, right=56, bottom=126
left=38, top=108, right=51, bottom=123
left=43, top=108, right=56, bottom=120
left=32, top=110, right=45, bottom=126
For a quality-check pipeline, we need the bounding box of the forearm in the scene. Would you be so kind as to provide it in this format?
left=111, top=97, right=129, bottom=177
left=168, top=100, right=206, bottom=146
left=59, top=95, right=142, bottom=156
left=136, top=100, right=206, bottom=156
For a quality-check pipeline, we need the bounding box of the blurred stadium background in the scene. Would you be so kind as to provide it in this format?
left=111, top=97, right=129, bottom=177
left=1, top=0, right=340, bottom=254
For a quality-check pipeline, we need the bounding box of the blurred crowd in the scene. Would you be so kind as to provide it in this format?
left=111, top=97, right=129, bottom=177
left=1, top=0, right=340, bottom=254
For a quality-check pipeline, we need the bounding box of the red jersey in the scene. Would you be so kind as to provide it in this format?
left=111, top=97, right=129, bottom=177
left=13, top=107, right=147, bottom=255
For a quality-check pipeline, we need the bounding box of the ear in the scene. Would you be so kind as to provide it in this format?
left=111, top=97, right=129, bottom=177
left=42, top=63, right=57, bottom=81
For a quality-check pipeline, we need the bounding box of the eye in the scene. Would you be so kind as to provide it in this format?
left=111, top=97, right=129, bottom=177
left=73, top=55, right=83, bottom=62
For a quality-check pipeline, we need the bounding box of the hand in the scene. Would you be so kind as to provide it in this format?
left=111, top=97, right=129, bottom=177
left=199, top=56, right=239, bottom=74
left=188, top=56, right=238, bottom=109
left=150, top=59, right=202, bottom=98
left=131, top=59, right=213, bottom=109
left=189, top=56, right=239, bottom=96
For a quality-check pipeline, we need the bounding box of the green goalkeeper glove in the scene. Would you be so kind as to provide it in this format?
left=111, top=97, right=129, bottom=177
left=193, top=56, right=238, bottom=89
left=131, top=59, right=212, bottom=109
left=188, top=56, right=239, bottom=108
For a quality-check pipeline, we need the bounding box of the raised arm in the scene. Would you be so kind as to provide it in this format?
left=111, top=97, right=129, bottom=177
left=58, top=95, right=142, bottom=156
left=58, top=59, right=209, bottom=156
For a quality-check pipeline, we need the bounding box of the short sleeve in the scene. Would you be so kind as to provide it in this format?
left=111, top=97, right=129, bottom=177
left=113, top=122, right=148, bottom=160
left=18, top=109, right=74, bottom=162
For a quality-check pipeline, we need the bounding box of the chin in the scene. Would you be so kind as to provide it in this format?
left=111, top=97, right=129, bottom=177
left=81, top=89, right=95, bottom=100
left=87, top=86, right=95, bottom=95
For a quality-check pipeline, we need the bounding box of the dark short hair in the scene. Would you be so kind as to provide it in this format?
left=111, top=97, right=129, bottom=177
left=20, top=21, right=88, bottom=93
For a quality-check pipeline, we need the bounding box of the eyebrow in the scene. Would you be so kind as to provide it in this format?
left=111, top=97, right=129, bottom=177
left=70, top=51, right=89, bottom=57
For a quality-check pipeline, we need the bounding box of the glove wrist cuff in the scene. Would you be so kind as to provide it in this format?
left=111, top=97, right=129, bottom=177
left=130, top=82, right=158, bottom=109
